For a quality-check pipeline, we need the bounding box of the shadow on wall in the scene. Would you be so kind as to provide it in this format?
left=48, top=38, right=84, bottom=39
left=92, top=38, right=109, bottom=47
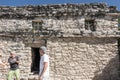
left=53, top=37, right=117, bottom=45
left=93, top=55, right=119, bottom=80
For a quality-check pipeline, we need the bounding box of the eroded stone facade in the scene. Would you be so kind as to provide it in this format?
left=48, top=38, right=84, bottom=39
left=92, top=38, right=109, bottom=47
left=0, top=2, right=119, bottom=80
left=47, top=37, right=119, bottom=80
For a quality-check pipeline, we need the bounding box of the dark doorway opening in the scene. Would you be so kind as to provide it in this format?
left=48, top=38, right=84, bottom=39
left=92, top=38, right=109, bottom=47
left=31, top=47, right=40, bottom=74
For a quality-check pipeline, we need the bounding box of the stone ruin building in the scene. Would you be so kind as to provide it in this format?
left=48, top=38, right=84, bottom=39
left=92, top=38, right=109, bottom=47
left=0, top=2, right=120, bottom=80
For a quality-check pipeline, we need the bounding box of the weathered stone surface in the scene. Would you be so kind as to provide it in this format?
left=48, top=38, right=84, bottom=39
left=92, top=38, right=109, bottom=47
left=0, top=3, right=118, bottom=19
left=0, top=2, right=119, bottom=80
left=47, top=37, right=119, bottom=80
left=0, top=19, right=32, bottom=31
left=0, top=17, right=118, bottom=38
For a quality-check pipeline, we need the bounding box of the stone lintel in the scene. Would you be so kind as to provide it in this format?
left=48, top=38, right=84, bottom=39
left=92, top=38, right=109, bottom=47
left=25, top=40, right=45, bottom=47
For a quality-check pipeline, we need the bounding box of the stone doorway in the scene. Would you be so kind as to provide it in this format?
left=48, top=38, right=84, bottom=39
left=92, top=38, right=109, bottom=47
left=31, top=47, right=40, bottom=74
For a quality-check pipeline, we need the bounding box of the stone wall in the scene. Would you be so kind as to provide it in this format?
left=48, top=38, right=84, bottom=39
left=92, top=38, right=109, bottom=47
left=0, top=39, right=31, bottom=80
left=40, top=18, right=118, bottom=36
left=0, top=3, right=119, bottom=19
left=47, top=37, right=119, bottom=80
left=0, top=36, right=119, bottom=80
left=0, top=14, right=118, bottom=80
left=0, top=18, right=118, bottom=37
left=0, top=3, right=114, bottom=19
left=0, top=2, right=119, bottom=80
left=0, top=19, right=32, bottom=31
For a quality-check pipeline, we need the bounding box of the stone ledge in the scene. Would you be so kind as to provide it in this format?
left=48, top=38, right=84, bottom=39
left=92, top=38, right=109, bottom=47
left=0, top=31, right=120, bottom=38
